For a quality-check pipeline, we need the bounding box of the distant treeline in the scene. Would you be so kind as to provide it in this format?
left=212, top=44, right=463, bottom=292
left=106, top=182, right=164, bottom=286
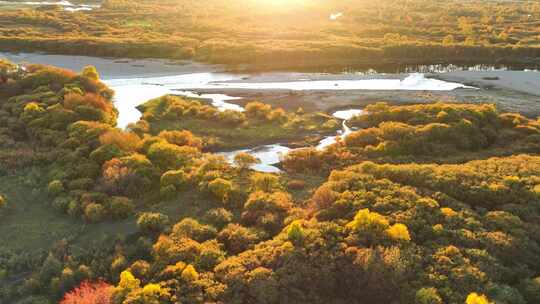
left=1, top=0, right=540, bottom=69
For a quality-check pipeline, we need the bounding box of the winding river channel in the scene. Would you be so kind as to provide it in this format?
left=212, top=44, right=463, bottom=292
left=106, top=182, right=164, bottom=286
left=2, top=52, right=479, bottom=172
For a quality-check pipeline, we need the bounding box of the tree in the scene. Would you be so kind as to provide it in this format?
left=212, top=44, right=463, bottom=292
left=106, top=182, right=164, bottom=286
left=137, top=213, right=169, bottom=235
left=520, top=277, right=540, bottom=303
left=148, top=142, right=200, bottom=170
left=466, top=293, right=491, bottom=304
left=113, top=271, right=140, bottom=304
left=60, top=281, right=113, bottom=304
left=250, top=173, right=280, bottom=192
left=109, top=197, right=135, bottom=220
left=48, top=180, right=65, bottom=196
left=234, top=152, right=260, bottom=171
left=99, top=130, right=141, bottom=152
left=386, top=223, right=411, bottom=242
left=171, top=218, right=217, bottom=242
left=123, top=283, right=169, bottom=304
left=81, top=65, right=99, bottom=80
left=160, top=170, right=188, bottom=189
left=158, top=130, right=202, bottom=148
left=84, top=203, right=105, bottom=223
left=218, top=223, right=259, bottom=254
left=347, top=209, right=390, bottom=244
left=287, top=220, right=305, bottom=245
left=208, top=178, right=233, bottom=202
left=311, top=185, right=338, bottom=209
left=181, top=265, right=199, bottom=281
left=245, top=102, right=272, bottom=121
left=416, top=287, right=443, bottom=304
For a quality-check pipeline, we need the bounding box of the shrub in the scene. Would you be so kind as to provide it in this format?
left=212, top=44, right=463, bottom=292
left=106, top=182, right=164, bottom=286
left=386, top=223, right=411, bottom=242
left=218, top=223, right=259, bottom=254
left=208, top=178, right=233, bottom=202
left=99, top=130, right=141, bottom=152
left=148, top=142, right=200, bottom=170
left=81, top=65, right=100, bottom=80
left=311, top=185, right=339, bottom=210
left=520, top=277, right=540, bottom=303
left=90, top=144, right=124, bottom=164
left=245, top=102, right=272, bottom=121
left=171, top=218, right=217, bottom=242
left=137, top=212, right=169, bottom=235
left=250, top=173, right=280, bottom=192
left=84, top=203, right=105, bottom=223
left=109, top=196, right=134, bottom=220
left=204, top=208, right=233, bottom=229
left=287, top=220, right=305, bottom=245
left=466, top=293, right=491, bottom=304
left=48, top=180, right=65, bottom=196
left=160, top=185, right=177, bottom=200
left=160, top=170, right=188, bottom=189
left=415, top=287, right=443, bottom=304
left=234, top=152, right=260, bottom=171
left=158, top=130, right=202, bottom=148
left=347, top=209, right=390, bottom=244
left=181, top=265, right=199, bottom=281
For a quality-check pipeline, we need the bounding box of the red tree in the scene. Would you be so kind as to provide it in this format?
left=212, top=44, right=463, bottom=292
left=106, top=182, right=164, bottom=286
left=60, top=281, right=113, bottom=304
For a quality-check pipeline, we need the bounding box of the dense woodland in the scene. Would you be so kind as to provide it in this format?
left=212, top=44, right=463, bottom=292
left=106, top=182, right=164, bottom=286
left=0, top=59, right=539, bottom=304
left=1, top=0, right=540, bottom=70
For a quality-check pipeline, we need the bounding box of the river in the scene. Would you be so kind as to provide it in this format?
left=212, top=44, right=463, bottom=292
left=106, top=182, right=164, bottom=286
left=1, top=51, right=494, bottom=173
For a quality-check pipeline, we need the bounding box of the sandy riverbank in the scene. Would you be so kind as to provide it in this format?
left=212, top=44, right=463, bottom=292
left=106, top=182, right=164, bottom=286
left=192, top=70, right=540, bottom=117
left=435, top=70, right=540, bottom=97
left=189, top=85, right=540, bottom=118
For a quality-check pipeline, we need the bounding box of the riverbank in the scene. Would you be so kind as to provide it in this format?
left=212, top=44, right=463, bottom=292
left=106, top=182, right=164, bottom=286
left=0, top=52, right=225, bottom=79
left=435, top=70, right=540, bottom=97
left=3, top=51, right=539, bottom=119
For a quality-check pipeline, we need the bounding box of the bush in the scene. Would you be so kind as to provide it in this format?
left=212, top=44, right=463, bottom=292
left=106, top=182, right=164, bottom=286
left=148, top=142, right=200, bottom=170
left=250, top=173, right=280, bottom=192
left=137, top=212, right=169, bottom=235
left=158, top=130, right=202, bottom=148
left=234, top=152, right=260, bottom=170
left=204, top=208, right=233, bottom=229
left=208, top=178, right=233, bottom=202
left=81, top=65, right=100, bottom=80
left=109, top=197, right=134, bottom=220
left=60, top=281, right=112, bottom=304
left=415, top=287, right=443, bottom=304
left=160, top=185, right=177, bottom=200
left=520, top=277, right=540, bottom=303
left=160, top=170, right=188, bottom=189
left=171, top=218, right=217, bottom=242
left=218, top=224, right=259, bottom=254
left=466, top=293, right=491, bottom=304
left=48, top=180, right=65, bottom=196
left=84, top=203, right=105, bottom=223
left=99, top=130, right=141, bottom=152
